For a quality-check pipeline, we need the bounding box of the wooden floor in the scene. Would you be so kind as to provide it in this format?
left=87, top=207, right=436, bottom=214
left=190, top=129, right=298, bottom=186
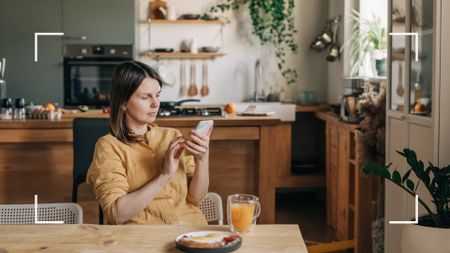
left=275, top=190, right=336, bottom=243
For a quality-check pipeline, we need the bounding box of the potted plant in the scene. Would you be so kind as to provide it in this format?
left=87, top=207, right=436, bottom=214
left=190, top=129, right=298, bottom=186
left=363, top=148, right=450, bottom=253
left=202, top=0, right=298, bottom=85
left=344, top=9, right=387, bottom=77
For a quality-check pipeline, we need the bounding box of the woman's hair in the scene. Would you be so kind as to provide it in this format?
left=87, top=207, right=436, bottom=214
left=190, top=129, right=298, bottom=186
left=109, top=60, right=162, bottom=143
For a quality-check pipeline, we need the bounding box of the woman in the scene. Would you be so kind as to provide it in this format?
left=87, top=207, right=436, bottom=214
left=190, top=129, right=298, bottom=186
left=86, top=61, right=210, bottom=225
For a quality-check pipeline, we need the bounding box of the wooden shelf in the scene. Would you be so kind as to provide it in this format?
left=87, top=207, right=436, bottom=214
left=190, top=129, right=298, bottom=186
left=141, top=51, right=226, bottom=60
left=143, top=19, right=228, bottom=25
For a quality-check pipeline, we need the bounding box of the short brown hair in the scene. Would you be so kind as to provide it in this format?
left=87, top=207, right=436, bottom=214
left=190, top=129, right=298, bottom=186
left=109, top=61, right=162, bottom=143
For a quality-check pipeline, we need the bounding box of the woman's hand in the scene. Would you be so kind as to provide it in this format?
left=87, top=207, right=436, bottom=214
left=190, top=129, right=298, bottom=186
left=184, top=130, right=210, bottom=162
left=161, top=136, right=185, bottom=178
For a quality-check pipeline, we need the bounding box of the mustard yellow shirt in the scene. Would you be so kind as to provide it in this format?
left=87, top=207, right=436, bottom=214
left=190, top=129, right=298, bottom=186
left=86, top=124, right=208, bottom=225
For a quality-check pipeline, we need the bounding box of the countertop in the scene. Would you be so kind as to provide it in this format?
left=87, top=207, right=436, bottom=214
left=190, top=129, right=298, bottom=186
left=0, top=111, right=282, bottom=129
left=315, top=111, right=360, bottom=131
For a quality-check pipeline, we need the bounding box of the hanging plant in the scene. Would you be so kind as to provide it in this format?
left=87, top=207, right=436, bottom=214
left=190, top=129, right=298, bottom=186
left=202, top=0, right=298, bottom=85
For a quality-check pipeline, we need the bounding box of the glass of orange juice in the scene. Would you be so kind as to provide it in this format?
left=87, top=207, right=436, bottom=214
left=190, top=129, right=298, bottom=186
left=227, top=194, right=261, bottom=234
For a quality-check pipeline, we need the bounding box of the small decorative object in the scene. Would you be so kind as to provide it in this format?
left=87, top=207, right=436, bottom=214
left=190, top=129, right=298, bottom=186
left=166, top=6, right=177, bottom=20
left=180, top=40, right=190, bottom=52
left=189, top=38, right=198, bottom=54
left=203, top=0, right=298, bottom=85
left=148, top=0, right=168, bottom=20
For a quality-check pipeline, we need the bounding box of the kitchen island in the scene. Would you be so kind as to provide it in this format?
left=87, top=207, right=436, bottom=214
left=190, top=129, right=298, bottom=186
left=0, top=113, right=291, bottom=224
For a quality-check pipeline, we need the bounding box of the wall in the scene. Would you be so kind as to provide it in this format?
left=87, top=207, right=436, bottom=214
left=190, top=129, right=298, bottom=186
left=136, top=0, right=330, bottom=104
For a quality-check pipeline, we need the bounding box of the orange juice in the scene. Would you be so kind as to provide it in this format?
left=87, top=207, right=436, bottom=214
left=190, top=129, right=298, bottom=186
left=230, top=203, right=256, bottom=231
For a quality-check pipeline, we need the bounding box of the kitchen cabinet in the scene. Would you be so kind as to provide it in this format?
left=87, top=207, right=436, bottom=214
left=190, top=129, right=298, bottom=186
left=0, top=0, right=63, bottom=104
left=317, top=111, right=380, bottom=253
left=386, top=0, right=447, bottom=252
left=0, top=0, right=135, bottom=105
left=62, top=0, right=134, bottom=45
left=141, top=19, right=227, bottom=60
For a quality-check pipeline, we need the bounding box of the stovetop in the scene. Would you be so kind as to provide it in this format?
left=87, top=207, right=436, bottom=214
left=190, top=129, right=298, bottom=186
left=158, top=107, right=223, bottom=117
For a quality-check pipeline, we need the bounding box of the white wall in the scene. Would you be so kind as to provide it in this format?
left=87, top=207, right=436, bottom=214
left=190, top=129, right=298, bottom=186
left=135, top=0, right=329, bottom=104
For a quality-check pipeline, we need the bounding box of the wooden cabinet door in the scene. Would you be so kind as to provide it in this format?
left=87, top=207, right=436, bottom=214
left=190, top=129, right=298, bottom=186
left=326, top=123, right=339, bottom=230
left=336, top=126, right=350, bottom=239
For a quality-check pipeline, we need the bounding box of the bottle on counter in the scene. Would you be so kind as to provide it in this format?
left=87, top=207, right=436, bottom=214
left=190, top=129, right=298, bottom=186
left=0, top=97, right=13, bottom=119
left=14, top=98, right=26, bottom=120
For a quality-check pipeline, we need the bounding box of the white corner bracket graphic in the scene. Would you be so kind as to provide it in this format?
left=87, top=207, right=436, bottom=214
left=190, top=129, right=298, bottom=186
left=34, top=32, right=64, bottom=62
left=389, top=194, right=419, bottom=225
left=389, top=32, right=419, bottom=62
left=34, top=194, right=64, bottom=224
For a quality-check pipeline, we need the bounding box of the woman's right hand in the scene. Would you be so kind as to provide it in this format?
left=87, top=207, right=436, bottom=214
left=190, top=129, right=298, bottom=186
left=161, top=136, right=185, bottom=178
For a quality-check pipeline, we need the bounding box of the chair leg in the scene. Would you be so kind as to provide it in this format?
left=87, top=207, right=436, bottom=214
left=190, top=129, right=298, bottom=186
left=99, top=205, right=104, bottom=224
left=72, top=180, right=79, bottom=203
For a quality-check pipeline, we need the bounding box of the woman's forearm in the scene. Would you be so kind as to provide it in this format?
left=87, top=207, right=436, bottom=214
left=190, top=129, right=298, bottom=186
left=187, top=158, right=209, bottom=204
left=115, top=173, right=170, bottom=224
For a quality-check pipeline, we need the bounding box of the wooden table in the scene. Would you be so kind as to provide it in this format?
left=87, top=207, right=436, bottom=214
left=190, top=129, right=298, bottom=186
left=0, top=224, right=307, bottom=253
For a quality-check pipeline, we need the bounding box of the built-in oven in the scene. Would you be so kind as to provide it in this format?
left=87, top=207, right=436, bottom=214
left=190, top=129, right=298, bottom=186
left=63, top=44, right=133, bottom=107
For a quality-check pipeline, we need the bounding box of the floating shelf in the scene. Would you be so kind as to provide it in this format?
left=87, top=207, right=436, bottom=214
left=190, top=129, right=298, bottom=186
left=142, top=51, right=226, bottom=60
left=143, top=19, right=228, bottom=25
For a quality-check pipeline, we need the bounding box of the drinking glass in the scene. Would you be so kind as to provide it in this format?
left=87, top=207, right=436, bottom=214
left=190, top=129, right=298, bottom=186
left=227, top=194, right=261, bottom=234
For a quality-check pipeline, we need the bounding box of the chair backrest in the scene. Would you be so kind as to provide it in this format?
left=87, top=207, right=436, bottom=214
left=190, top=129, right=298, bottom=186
left=73, top=118, right=110, bottom=180
left=198, top=192, right=223, bottom=225
left=0, top=203, right=83, bottom=224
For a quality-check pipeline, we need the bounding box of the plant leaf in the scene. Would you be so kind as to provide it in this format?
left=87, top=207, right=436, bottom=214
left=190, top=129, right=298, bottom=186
left=406, top=179, right=415, bottom=192
left=402, top=168, right=412, bottom=184
left=392, top=170, right=401, bottom=185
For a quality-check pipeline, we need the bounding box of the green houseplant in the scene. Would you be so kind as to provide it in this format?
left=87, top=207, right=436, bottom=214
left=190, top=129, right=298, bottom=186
left=344, top=9, right=387, bottom=77
left=202, top=0, right=298, bottom=85
left=363, top=148, right=450, bottom=228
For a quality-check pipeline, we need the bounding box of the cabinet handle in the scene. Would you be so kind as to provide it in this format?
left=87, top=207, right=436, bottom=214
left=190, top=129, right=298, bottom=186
left=63, top=36, right=87, bottom=40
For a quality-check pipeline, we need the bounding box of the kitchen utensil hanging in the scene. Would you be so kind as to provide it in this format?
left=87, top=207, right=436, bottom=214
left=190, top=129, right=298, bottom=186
left=188, top=61, right=198, bottom=96
left=179, top=62, right=188, bottom=97
left=201, top=61, right=209, bottom=97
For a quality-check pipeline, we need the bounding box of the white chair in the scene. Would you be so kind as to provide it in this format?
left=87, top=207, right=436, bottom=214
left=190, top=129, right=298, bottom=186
left=0, top=203, right=83, bottom=225
left=198, top=192, right=223, bottom=225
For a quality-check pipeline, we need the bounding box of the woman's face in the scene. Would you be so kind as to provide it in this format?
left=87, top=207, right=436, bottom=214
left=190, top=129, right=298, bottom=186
left=125, top=77, right=161, bottom=126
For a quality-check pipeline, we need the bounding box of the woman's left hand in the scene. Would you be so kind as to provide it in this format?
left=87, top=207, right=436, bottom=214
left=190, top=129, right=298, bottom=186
left=184, top=130, right=210, bottom=162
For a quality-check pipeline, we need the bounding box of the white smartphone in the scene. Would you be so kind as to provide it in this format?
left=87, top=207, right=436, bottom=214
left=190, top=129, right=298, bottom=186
left=195, top=120, right=214, bottom=135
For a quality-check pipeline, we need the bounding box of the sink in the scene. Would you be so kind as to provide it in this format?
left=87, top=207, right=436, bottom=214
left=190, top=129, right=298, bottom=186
left=233, top=102, right=296, bottom=122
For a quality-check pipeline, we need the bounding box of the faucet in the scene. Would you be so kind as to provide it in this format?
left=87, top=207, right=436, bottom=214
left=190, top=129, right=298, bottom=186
left=254, top=59, right=263, bottom=102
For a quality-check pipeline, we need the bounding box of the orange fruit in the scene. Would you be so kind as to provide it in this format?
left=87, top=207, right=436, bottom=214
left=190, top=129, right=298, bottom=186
left=414, top=102, right=425, bottom=112
left=224, top=103, right=236, bottom=114
left=43, top=102, right=56, bottom=111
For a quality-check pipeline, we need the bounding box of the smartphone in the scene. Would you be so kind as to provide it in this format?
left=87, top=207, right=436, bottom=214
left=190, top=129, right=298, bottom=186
left=195, top=120, right=214, bottom=135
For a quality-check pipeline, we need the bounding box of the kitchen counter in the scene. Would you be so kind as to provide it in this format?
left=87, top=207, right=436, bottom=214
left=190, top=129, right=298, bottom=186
left=0, top=112, right=290, bottom=224
left=0, top=113, right=281, bottom=129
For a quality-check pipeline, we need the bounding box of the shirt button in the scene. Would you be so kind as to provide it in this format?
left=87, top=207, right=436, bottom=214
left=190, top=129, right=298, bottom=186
left=167, top=198, right=174, bottom=204
left=152, top=153, right=157, bottom=159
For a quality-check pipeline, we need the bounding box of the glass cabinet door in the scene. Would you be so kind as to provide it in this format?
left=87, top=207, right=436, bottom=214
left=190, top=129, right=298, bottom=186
left=390, top=0, right=407, bottom=112
left=409, top=0, right=433, bottom=117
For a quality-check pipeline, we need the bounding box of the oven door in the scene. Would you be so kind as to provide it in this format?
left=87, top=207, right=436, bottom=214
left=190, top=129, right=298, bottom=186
left=63, top=57, right=127, bottom=107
